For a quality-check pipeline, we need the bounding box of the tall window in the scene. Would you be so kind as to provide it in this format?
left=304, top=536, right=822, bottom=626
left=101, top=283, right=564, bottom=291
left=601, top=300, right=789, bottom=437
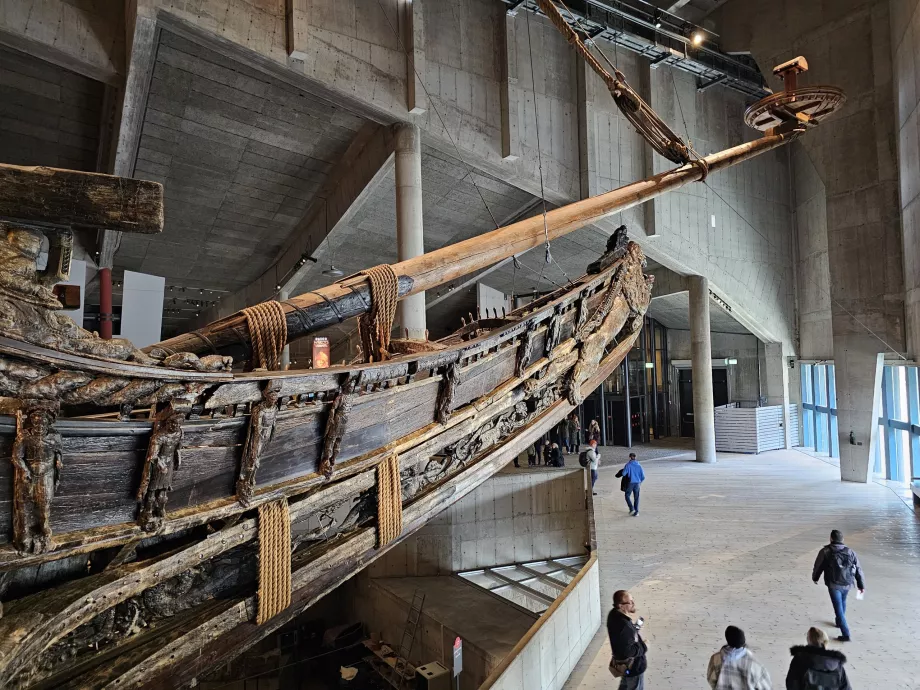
left=877, top=365, right=920, bottom=483
left=800, top=363, right=838, bottom=458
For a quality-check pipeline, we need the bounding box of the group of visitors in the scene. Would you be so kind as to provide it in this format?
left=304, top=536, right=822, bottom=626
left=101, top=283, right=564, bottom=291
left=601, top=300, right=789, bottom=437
left=608, top=530, right=865, bottom=689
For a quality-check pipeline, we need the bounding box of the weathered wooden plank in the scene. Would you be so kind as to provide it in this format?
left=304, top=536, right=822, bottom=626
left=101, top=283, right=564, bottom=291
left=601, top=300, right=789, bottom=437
left=0, top=163, right=164, bottom=233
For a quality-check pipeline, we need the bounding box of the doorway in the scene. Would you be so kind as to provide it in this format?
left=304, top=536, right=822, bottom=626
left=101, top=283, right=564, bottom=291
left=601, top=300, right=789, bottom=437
left=678, top=367, right=730, bottom=437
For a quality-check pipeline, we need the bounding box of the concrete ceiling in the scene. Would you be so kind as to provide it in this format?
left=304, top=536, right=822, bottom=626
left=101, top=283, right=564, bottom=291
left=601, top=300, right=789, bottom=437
left=647, top=291, right=751, bottom=334
left=118, top=29, right=368, bottom=315
left=651, top=0, right=730, bottom=24
left=296, top=145, right=537, bottom=294
left=0, top=45, right=104, bottom=171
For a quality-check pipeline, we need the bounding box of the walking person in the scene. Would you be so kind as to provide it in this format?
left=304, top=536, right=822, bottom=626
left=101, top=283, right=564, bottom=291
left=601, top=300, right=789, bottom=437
left=812, top=530, right=865, bottom=642
left=582, top=439, right=600, bottom=495
left=785, top=627, right=851, bottom=690
left=588, top=418, right=601, bottom=444
left=706, top=626, right=772, bottom=690
left=607, top=590, right=647, bottom=689
left=615, top=452, right=645, bottom=516
left=568, top=414, right=581, bottom=454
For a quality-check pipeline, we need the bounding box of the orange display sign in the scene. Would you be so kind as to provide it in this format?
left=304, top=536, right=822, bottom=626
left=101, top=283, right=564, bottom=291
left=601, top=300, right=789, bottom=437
left=312, top=336, right=330, bottom=369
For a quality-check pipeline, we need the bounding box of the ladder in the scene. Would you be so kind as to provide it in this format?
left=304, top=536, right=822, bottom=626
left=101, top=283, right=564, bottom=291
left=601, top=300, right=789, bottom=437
left=387, top=588, right=426, bottom=689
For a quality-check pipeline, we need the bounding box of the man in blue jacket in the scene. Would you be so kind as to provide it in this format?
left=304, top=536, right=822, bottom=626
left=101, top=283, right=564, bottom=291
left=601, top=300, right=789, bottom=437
left=615, top=453, right=645, bottom=516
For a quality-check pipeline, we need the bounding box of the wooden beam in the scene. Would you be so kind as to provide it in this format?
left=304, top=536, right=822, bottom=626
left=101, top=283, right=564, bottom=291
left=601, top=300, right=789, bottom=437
left=149, top=131, right=798, bottom=358
left=285, top=0, right=309, bottom=62
left=0, top=164, right=163, bottom=234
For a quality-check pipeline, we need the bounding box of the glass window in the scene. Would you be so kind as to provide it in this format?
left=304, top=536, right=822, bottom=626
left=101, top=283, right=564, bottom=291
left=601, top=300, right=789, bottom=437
left=814, top=365, right=827, bottom=407
left=801, top=364, right=813, bottom=404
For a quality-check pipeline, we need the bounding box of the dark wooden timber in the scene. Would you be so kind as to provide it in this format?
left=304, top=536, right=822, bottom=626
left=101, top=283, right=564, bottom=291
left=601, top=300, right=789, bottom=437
left=62, top=332, right=641, bottom=690
left=147, top=131, right=798, bottom=359
left=0, top=163, right=163, bottom=233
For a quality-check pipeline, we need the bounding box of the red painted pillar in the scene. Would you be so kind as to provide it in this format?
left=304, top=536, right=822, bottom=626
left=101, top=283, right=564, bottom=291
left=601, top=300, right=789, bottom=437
left=99, top=267, right=113, bottom=340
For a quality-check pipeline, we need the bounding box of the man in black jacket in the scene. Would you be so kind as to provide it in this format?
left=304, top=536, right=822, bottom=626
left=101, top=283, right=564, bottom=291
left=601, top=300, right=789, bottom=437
left=607, top=590, right=647, bottom=689
left=812, top=530, right=865, bottom=642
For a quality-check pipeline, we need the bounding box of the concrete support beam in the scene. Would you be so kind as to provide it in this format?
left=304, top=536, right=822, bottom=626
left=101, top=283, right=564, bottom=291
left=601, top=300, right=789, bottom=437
left=499, top=11, right=520, bottom=161
left=99, top=4, right=159, bottom=268
left=201, top=123, right=397, bottom=322
left=399, top=0, right=427, bottom=115
left=284, top=0, right=308, bottom=62
left=394, top=123, right=426, bottom=340
left=689, top=275, right=717, bottom=463
left=836, top=342, right=885, bottom=483
left=576, top=56, right=598, bottom=200
left=0, top=0, right=124, bottom=84
left=763, top=342, right=791, bottom=449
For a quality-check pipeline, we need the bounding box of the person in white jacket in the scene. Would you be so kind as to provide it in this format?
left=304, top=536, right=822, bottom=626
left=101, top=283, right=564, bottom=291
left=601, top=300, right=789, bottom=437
left=707, top=626, right=772, bottom=690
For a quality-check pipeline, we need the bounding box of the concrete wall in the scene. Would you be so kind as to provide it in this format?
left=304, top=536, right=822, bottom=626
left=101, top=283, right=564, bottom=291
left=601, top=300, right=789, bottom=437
left=892, top=0, right=920, bottom=357
left=482, top=557, right=601, bottom=690
left=792, top=142, right=833, bottom=359
left=715, top=0, right=904, bottom=481
left=668, top=330, right=765, bottom=405
left=368, top=465, right=587, bottom=577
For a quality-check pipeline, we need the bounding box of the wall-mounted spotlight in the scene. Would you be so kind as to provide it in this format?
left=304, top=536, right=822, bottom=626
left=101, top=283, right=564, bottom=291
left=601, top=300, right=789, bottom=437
left=691, top=31, right=705, bottom=46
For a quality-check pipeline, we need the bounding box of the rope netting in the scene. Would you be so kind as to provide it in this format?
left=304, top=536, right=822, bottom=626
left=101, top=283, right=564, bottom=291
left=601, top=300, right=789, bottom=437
left=257, top=498, right=292, bottom=624
left=358, top=264, right=399, bottom=362
left=242, top=301, right=288, bottom=370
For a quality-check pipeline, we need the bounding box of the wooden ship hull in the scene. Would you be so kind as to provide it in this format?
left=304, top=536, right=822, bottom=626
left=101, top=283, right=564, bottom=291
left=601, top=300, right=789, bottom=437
left=0, top=3, right=847, bottom=681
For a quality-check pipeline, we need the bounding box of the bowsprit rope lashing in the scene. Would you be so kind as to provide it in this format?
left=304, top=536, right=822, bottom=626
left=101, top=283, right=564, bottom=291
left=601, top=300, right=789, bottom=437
left=358, top=264, right=399, bottom=362
left=376, top=453, right=403, bottom=547
left=242, top=301, right=288, bottom=370
left=257, top=498, right=292, bottom=624
left=535, top=0, right=697, bottom=168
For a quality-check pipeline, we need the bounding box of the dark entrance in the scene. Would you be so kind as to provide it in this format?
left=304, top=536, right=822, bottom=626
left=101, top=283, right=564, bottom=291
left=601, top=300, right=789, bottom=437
left=679, top=367, right=729, bottom=437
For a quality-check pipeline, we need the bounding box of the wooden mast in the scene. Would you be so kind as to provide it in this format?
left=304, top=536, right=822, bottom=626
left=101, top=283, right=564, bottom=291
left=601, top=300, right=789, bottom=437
left=148, top=131, right=798, bottom=359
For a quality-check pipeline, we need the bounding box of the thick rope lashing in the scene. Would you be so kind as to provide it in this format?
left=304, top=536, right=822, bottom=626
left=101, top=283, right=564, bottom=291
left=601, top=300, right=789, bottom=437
left=535, top=0, right=696, bottom=167
left=242, top=301, right=288, bottom=370
left=257, top=498, right=292, bottom=624
left=357, top=264, right=399, bottom=362
left=376, top=453, right=403, bottom=547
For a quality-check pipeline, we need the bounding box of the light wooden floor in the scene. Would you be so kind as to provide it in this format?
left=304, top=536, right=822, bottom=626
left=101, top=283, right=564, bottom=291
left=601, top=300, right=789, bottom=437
left=563, top=444, right=920, bottom=689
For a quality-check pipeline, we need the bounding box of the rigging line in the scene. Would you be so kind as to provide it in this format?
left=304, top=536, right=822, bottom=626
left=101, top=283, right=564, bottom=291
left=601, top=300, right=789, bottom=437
left=373, top=0, right=501, bottom=232
left=704, top=180, right=907, bottom=361
left=523, top=11, right=552, bottom=273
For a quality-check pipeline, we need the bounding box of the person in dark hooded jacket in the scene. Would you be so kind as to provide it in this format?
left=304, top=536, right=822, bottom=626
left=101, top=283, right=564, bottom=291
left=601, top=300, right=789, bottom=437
left=785, top=627, right=851, bottom=690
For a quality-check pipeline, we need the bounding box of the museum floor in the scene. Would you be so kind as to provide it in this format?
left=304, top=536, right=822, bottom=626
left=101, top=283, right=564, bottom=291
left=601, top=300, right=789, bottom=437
left=563, top=441, right=920, bottom=689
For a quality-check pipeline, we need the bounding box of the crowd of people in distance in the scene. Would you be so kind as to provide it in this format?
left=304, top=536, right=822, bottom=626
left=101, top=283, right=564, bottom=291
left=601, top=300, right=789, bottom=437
left=608, top=530, right=864, bottom=689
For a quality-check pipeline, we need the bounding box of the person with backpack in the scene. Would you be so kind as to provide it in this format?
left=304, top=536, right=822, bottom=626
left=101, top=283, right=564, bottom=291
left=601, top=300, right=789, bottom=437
left=615, top=452, right=645, bottom=516
left=579, top=439, right=600, bottom=494
left=607, top=590, right=647, bottom=689
left=812, top=530, right=865, bottom=642
left=785, top=627, right=851, bottom=690
left=706, top=625, right=772, bottom=690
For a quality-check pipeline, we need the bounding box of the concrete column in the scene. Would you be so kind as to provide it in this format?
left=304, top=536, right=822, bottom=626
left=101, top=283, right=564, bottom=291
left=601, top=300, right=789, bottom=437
left=279, top=289, right=291, bottom=370
left=763, top=342, right=791, bottom=449
left=394, top=123, right=426, bottom=340
left=689, top=276, right=716, bottom=463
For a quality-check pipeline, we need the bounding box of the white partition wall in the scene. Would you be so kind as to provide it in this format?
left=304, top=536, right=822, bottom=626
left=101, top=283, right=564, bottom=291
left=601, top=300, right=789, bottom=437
left=120, top=270, right=165, bottom=347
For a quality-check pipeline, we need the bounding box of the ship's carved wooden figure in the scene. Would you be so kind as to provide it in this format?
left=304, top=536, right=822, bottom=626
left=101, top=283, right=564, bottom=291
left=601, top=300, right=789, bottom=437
left=237, top=380, right=283, bottom=505
left=11, top=401, right=62, bottom=554
left=137, top=404, right=184, bottom=531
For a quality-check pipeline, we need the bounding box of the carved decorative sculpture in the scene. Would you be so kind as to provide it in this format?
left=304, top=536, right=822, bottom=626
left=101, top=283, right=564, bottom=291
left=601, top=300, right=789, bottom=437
left=236, top=380, right=282, bottom=505
left=11, top=401, right=62, bottom=554
left=137, top=404, right=185, bottom=532
left=318, top=375, right=357, bottom=478
left=436, top=362, right=461, bottom=424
